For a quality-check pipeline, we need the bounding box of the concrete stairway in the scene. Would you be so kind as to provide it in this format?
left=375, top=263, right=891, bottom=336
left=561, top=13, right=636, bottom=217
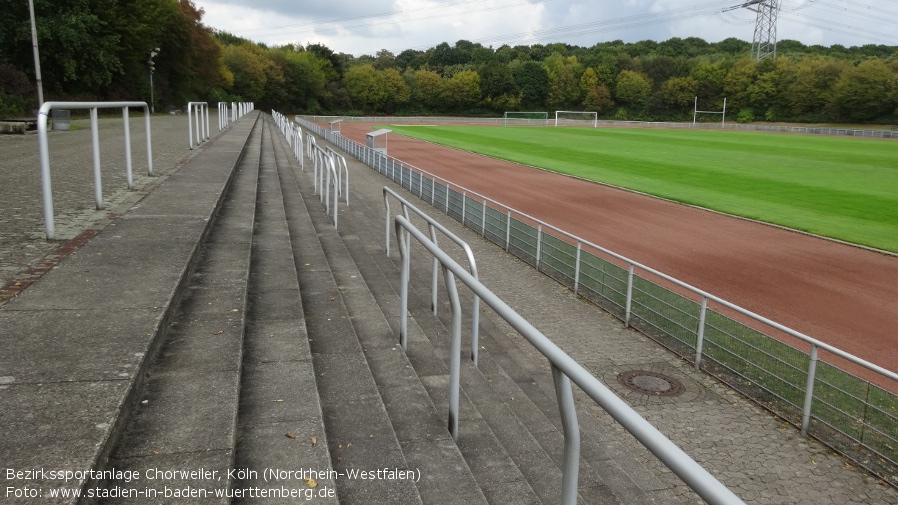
left=52, top=112, right=680, bottom=504
left=268, top=120, right=681, bottom=504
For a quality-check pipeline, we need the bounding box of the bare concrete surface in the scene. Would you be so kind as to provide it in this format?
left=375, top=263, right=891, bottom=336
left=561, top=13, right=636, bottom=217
left=0, top=113, right=205, bottom=301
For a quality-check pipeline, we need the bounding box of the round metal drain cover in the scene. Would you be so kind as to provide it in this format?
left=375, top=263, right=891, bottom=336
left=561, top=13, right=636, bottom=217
left=617, top=370, right=685, bottom=397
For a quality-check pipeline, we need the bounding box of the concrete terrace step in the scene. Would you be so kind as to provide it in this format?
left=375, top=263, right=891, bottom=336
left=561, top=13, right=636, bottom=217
left=304, top=128, right=684, bottom=504
left=231, top=117, right=336, bottom=502
left=0, top=111, right=261, bottom=504
left=270, top=117, right=488, bottom=504
left=97, top=112, right=264, bottom=504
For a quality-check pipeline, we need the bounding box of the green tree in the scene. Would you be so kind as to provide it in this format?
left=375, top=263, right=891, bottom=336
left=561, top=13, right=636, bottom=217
left=513, top=61, right=549, bottom=108
left=545, top=54, right=582, bottom=109
left=615, top=70, right=653, bottom=111
left=443, top=70, right=481, bottom=110
left=278, top=49, right=327, bottom=111
left=478, top=60, right=517, bottom=111
left=381, top=67, right=411, bottom=113
left=411, top=69, right=445, bottom=111
left=659, top=76, right=698, bottom=110
left=221, top=43, right=269, bottom=102
left=829, top=59, right=897, bottom=121
left=785, top=58, right=843, bottom=119
left=343, top=64, right=386, bottom=113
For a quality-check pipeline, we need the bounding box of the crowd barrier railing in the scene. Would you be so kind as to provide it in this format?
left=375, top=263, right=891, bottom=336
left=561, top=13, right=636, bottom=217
left=187, top=102, right=210, bottom=149
left=393, top=214, right=746, bottom=505
left=384, top=187, right=481, bottom=364
left=37, top=101, right=153, bottom=240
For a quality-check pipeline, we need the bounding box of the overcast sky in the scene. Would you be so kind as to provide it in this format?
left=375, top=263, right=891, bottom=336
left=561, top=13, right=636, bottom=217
left=197, top=0, right=898, bottom=57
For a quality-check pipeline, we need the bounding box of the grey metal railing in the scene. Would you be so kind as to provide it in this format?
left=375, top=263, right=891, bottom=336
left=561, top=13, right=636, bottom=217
left=187, top=102, right=210, bottom=149
left=393, top=214, right=745, bottom=505
left=218, top=101, right=253, bottom=131
left=383, top=187, right=482, bottom=364
left=37, top=101, right=153, bottom=240
left=293, top=115, right=898, bottom=486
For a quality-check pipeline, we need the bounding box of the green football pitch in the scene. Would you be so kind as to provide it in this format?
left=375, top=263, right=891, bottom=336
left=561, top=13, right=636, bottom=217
left=387, top=125, right=898, bottom=253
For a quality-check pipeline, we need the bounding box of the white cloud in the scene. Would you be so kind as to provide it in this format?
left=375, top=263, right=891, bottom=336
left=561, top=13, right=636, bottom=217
left=196, top=0, right=897, bottom=56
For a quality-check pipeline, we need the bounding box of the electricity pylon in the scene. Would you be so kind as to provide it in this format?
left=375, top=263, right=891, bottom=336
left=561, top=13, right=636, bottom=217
left=723, top=0, right=781, bottom=60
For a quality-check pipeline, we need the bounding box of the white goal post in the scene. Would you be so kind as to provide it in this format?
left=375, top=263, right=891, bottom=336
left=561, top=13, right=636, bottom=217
left=554, top=111, right=598, bottom=127
left=693, top=97, right=727, bottom=126
left=503, top=111, right=549, bottom=126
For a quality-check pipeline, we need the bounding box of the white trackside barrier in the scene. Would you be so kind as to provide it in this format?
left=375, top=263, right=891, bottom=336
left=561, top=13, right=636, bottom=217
left=37, top=101, right=153, bottom=240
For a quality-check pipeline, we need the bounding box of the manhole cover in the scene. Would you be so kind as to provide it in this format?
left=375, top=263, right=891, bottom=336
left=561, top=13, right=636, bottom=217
left=617, top=370, right=685, bottom=397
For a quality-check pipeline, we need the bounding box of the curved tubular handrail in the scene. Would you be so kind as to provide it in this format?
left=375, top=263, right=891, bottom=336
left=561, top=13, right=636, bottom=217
left=37, top=101, right=153, bottom=240
left=384, top=186, right=482, bottom=364
left=393, top=214, right=745, bottom=505
left=310, top=141, right=339, bottom=228
left=187, top=102, right=210, bottom=149
left=325, top=145, right=350, bottom=205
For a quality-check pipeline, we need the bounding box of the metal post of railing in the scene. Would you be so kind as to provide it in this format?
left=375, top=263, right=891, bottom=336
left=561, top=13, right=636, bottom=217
left=443, top=264, right=463, bottom=440
left=553, top=365, right=580, bottom=505
left=431, top=178, right=436, bottom=206
left=801, top=345, right=819, bottom=436
left=445, top=185, right=451, bottom=215
left=144, top=107, right=154, bottom=176
left=573, top=242, right=582, bottom=296
left=481, top=198, right=487, bottom=236
left=505, top=210, right=512, bottom=252
left=461, top=190, right=467, bottom=225
left=90, top=107, right=103, bottom=209
left=203, top=103, right=210, bottom=140
left=122, top=107, right=133, bottom=189
left=427, top=225, right=440, bottom=317
left=695, top=296, right=709, bottom=370
left=535, top=223, right=543, bottom=271
left=625, top=264, right=635, bottom=327
left=398, top=223, right=411, bottom=350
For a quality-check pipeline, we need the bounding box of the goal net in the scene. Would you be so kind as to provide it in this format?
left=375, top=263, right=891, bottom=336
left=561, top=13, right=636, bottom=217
left=554, top=111, right=598, bottom=127
left=503, top=111, right=549, bottom=126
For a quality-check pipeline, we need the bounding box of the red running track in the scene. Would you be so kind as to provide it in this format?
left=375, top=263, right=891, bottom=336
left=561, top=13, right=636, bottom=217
left=340, top=123, right=898, bottom=387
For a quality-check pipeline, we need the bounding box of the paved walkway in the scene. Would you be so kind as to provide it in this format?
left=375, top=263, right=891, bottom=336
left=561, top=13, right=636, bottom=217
left=0, top=114, right=203, bottom=302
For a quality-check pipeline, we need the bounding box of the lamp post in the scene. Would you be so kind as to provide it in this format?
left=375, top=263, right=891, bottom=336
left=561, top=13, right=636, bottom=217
left=148, top=47, right=160, bottom=113
left=28, top=0, right=44, bottom=106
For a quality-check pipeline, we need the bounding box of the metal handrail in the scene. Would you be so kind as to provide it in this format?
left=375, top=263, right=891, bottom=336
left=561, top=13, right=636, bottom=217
left=310, top=142, right=339, bottom=228
left=37, top=101, right=153, bottom=240
left=187, top=102, right=209, bottom=149
left=394, top=214, right=745, bottom=505
left=384, top=187, right=482, bottom=364
left=325, top=146, right=349, bottom=205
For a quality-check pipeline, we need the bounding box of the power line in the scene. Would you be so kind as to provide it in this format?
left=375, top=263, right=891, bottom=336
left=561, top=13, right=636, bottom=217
left=234, top=0, right=558, bottom=39
left=381, top=0, right=738, bottom=53
left=782, top=11, right=898, bottom=43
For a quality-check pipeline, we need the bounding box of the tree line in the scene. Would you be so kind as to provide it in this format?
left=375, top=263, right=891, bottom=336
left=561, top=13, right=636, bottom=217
left=2, top=0, right=897, bottom=124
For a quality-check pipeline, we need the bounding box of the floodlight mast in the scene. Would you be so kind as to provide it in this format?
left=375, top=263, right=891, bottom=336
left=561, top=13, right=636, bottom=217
left=723, top=0, right=780, bottom=60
